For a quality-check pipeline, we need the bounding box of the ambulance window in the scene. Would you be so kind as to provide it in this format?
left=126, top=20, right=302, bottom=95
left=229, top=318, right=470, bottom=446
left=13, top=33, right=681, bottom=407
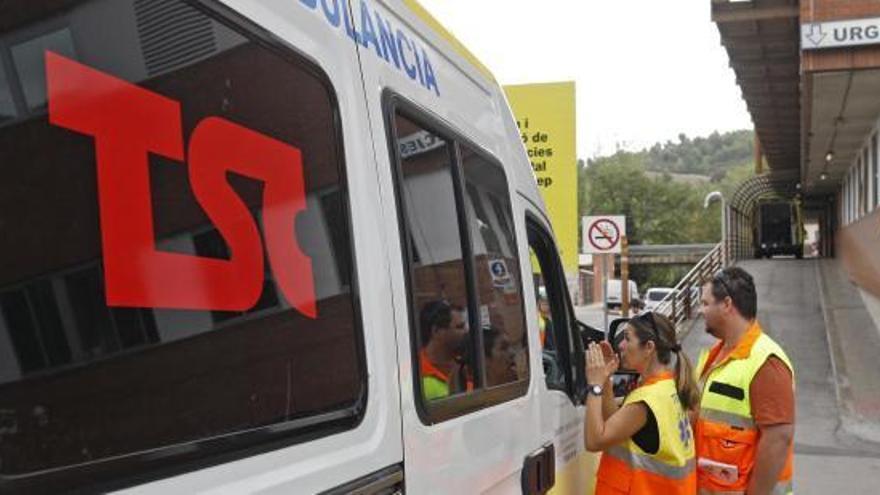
left=527, top=219, right=580, bottom=398
left=0, top=0, right=364, bottom=488
left=0, top=64, right=16, bottom=122
left=11, top=28, right=77, bottom=111
left=192, top=227, right=281, bottom=324
left=460, top=144, right=529, bottom=388
left=390, top=102, right=530, bottom=422
left=529, top=249, right=564, bottom=390
left=391, top=113, right=477, bottom=403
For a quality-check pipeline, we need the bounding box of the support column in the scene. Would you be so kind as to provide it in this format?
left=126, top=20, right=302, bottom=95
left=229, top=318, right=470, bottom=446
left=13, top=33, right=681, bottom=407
left=755, top=134, right=764, bottom=175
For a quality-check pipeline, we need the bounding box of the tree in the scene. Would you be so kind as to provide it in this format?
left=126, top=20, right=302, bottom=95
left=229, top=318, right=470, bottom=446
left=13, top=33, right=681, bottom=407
left=642, top=129, right=754, bottom=176
left=578, top=131, right=756, bottom=292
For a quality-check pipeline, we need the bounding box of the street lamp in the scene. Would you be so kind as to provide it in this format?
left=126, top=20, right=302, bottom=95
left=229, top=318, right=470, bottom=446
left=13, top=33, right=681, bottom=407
left=704, top=191, right=726, bottom=266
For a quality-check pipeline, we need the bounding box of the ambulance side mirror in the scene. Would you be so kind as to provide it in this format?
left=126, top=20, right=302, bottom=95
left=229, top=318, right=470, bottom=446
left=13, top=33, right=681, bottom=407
left=577, top=320, right=604, bottom=347
left=606, top=318, right=628, bottom=354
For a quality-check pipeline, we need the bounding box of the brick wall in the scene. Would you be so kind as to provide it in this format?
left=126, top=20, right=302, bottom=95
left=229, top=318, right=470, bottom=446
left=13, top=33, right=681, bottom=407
left=802, top=0, right=880, bottom=23
left=802, top=1, right=880, bottom=71
left=837, top=207, right=880, bottom=299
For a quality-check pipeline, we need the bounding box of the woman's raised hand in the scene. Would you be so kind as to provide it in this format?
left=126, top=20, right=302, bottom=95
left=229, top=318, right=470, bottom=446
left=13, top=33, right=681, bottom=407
left=586, top=341, right=618, bottom=385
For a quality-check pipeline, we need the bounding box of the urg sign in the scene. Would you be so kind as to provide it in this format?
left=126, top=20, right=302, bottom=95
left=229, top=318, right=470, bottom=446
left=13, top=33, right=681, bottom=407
left=802, top=17, right=880, bottom=50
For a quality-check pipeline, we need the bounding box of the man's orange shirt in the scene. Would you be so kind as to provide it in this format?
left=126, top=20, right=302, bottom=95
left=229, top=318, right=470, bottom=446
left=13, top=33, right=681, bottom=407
left=750, top=357, right=795, bottom=426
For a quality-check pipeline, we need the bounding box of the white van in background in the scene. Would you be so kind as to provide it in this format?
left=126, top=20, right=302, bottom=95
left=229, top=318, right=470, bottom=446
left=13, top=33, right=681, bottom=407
left=0, top=0, right=598, bottom=493
left=644, top=287, right=677, bottom=312
left=605, top=279, right=640, bottom=310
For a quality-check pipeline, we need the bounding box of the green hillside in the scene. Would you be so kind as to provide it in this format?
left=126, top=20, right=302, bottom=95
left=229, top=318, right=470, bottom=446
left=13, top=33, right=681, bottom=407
left=643, top=130, right=754, bottom=179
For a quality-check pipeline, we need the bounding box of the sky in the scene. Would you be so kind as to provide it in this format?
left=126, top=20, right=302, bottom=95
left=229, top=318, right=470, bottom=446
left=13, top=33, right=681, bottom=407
left=416, top=1, right=753, bottom=159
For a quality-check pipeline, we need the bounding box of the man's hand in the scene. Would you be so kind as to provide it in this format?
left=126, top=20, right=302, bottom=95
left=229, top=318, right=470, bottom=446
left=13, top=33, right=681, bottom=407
left=748, top=423, right=793, bottom=495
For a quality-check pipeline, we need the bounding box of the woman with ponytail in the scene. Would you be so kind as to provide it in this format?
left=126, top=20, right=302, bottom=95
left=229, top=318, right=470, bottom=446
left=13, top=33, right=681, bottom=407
left=584, top=311, right=698, bottom=494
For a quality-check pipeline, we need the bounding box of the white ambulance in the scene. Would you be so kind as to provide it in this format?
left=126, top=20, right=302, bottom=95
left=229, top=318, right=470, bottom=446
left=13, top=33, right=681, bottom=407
left=0, top=0, right=600, bottom=492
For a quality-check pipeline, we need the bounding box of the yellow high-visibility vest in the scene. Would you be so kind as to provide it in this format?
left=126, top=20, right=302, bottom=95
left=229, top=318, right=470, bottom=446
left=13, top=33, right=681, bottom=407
left=595, top=373, right=696, bottom=494
left=695, top=322, right=794, bottom=495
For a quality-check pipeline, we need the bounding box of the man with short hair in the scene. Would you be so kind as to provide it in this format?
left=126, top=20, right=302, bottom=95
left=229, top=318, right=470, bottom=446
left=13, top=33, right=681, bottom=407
left=418, top=300, right=468, bottom=400
left=695, top=267, right=795, bottom=495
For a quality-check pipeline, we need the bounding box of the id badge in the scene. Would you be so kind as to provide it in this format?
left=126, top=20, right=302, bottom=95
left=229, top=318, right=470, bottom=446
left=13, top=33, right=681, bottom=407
left=697, top=457, right=739, bottom=484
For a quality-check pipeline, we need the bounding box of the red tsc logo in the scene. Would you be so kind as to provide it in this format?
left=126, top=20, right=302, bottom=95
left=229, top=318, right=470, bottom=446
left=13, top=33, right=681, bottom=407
left=45, top=51, right=317, bottom=318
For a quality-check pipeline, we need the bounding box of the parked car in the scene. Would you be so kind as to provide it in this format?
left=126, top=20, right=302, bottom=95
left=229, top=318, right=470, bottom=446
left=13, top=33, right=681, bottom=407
left=644, top=287, right=676, bottom=311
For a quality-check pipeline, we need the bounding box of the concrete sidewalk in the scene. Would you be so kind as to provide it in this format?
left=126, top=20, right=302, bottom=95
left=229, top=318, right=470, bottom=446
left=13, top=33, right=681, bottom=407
left=817, top=258, right=880, bottom=444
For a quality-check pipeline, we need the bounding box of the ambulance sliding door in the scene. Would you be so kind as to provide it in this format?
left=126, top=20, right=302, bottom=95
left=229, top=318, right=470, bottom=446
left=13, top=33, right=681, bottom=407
left=349, top=0, right=545, bottom=492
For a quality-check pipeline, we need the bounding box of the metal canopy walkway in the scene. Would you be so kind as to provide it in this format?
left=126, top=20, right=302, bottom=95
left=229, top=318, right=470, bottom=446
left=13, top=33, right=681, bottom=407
left=726, top=170, right=800, bottom=261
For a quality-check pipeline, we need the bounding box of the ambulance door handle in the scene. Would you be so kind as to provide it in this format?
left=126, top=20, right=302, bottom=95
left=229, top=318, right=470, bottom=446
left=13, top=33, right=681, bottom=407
left=521, top=442, right=555, bottom=495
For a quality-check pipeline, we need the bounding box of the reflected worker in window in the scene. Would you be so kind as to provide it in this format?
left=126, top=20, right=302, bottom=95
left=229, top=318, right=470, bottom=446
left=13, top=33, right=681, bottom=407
left=418, top=300, right=468, bottom=400
left=483, top=326, right=518, bottom=386
left=537, top=287, right=555, bottom=350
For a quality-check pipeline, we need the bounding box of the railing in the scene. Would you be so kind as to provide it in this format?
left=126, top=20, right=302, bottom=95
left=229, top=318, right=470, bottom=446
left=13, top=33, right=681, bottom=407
left=628, top=244, right=716, bottom=256
left=653, top=243, right=724, bottom=335
left=627, top=243, right=716, bottom=266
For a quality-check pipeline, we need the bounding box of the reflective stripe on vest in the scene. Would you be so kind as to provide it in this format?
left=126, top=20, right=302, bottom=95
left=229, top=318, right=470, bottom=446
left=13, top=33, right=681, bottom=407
left=697, top=478, right=792, bottom=495
left=695, top=323, right=794, bottom=494
left=604, top=445, right=695, bottom=479
left=595, top=375, right=696, bottom=495
left=699, top=408, right=755, bottom=430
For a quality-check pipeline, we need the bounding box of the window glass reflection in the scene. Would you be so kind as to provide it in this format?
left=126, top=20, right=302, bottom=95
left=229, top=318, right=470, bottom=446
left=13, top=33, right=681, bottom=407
left=460, top=144, right=528, bottom=387
left=393, top=113, right=476, bottom=400
left=0, top=63, right=16, bottom=122
left=11, top=28, right=77, bottom=111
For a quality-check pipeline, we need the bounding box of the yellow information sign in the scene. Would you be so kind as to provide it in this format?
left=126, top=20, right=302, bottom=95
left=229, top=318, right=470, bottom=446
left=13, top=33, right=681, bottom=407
left=504, top=82, right=578, bottom=274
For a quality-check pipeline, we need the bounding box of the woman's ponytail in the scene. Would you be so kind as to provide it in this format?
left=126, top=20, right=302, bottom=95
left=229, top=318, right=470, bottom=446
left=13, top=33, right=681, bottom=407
left=674, top=346, right=700, bottom=411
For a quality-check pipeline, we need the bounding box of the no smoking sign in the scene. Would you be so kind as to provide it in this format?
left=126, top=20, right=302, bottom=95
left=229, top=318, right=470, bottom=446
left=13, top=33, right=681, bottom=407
left=582, top=215, right=626, bottom=254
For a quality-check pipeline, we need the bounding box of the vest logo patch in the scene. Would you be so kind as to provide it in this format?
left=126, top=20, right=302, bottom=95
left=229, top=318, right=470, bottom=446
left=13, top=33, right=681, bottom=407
left=678, top=416, right=692, bottom=448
